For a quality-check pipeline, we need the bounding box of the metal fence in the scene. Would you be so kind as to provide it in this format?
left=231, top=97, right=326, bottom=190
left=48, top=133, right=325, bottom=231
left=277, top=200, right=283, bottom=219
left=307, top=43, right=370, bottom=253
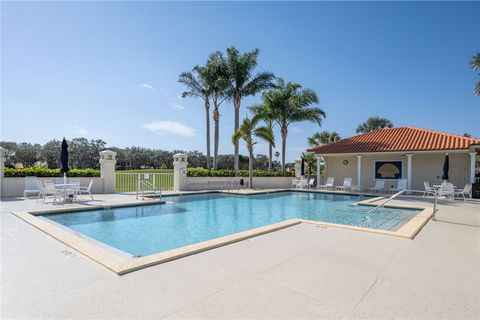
left=116, top=172, right=174, bottom=192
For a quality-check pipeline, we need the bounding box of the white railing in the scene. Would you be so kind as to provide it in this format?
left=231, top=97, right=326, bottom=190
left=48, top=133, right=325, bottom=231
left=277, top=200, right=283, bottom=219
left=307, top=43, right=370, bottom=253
left=136, top=179, right=161, bottom=200
left=116, top=172, right=174, bottom=192
left=364, top=189, right=439, bottom=220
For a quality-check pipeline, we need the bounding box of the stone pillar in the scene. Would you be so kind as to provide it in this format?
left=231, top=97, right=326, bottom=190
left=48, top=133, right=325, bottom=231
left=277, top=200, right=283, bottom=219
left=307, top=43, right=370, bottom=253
left=469, top=152, right=477, bottom=184
left=316, top=155, right=322, bottom=186
left=99, top=150, right=117, bottom=194
left=173, top=153, right=188, bottom=191
left=406, top=154, right=413, bottom=191
left=294, top=158, right=302, bottom=178
left=356, top=154, right=362, bottom=192
left=0, top=147, right=5, bottom=197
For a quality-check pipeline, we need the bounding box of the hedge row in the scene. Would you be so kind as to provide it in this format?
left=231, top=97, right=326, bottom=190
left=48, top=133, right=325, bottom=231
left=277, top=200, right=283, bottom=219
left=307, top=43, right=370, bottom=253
left=187, top=168, right=295, bottom=177
left=4, top=166, right=100, bottom=177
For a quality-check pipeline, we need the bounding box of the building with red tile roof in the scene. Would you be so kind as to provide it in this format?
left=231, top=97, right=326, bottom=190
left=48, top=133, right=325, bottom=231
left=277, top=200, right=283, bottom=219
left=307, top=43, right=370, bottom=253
left=305, top=127, right=479, bottom=192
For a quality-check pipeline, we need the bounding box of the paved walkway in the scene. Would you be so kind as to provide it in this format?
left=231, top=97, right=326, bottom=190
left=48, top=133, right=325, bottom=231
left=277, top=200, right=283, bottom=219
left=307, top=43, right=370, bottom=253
left=1, top=193, right=479, bottom=319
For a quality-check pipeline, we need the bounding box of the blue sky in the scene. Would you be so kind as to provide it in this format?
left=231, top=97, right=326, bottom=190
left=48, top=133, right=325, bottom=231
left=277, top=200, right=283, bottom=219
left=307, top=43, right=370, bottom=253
left=2, top=1, right=479, bottom=162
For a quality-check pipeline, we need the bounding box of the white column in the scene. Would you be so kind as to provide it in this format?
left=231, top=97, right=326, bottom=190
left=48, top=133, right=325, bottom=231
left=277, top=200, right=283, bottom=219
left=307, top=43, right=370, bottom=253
left=406, top=154, right=413, bottom=191
left=356, top=155, right=362, bottom=192
left=173, top=153, right=188, bottom=191
left=294, top=158, right=302, bottom=178
left=469, top=152, right=477, bottom=184
left=99, top=150, right=117, bottom=194
left=0, top=147, right=6, bottom=197
left=316, top=155, right=322, bottom=187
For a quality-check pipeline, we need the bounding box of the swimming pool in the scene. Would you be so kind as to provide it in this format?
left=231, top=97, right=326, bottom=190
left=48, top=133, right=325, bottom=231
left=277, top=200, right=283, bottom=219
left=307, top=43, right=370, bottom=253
left=42, top=191, right=421, bottom=257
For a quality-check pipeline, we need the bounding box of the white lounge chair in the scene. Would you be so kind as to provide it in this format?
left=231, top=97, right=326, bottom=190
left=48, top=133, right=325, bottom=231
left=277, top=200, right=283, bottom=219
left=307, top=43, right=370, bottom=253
left=37, top=180, right=60, bottom=204
left=336, top=177, right=353, bottom=192
left=369, top=180, right=385, bottom=193
left=23, top=176, right=40, bottom=198
left=307, top=178, right=315, bottom=189
left=423, top=181, right=436, bottom=198
left=317, top=177, right=334, bottom=190
left=390, top=179, right=407, bottom=193
left=291, top=178, right=300, bottom=189
left=437, top=182, right=455, bottom=200
left=454, top=184, right=472, bottom=201
left=78, top=179, right=94, bottom=200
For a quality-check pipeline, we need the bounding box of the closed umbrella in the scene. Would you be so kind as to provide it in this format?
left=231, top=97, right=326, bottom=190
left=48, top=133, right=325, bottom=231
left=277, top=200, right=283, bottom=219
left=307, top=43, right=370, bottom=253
left=60, top=138, right=69, bottom=184
left=441, top=153, right=449, bottom=181
left=301, top=158, right=305, bottom=176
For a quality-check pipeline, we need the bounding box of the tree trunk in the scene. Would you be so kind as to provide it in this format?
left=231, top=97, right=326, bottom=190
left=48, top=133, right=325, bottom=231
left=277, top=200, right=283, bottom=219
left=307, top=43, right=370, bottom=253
left=281, top=126, right=288, bottom=172
left=268, top=142, right=272, bottom=171
left=205, top=99, right=211, bottom=170
left=248, top=148, right=254, bottom=189
left=213, top=95, right=220, bottom=170
left=233, top=95, right=240, bottom=175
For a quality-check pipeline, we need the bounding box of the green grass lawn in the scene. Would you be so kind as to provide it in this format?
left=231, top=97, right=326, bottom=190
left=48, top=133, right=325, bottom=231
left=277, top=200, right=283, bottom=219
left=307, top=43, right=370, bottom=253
left=116, top=169, right=174, bottom=192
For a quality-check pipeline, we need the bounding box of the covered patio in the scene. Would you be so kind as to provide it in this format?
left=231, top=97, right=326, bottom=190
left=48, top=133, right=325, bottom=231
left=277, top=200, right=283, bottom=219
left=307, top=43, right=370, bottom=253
left=308, top=127, right=479, bottom=194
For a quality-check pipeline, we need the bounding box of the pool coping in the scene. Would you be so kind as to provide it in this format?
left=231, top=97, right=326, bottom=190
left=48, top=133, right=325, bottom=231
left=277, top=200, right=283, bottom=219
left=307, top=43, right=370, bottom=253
left=11, top=191, right=434, bottom=275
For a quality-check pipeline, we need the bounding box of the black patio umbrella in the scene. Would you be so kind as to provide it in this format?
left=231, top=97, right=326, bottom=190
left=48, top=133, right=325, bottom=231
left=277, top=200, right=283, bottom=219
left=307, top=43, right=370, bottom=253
left=441, top=153, right=449, bottom=181
left=300, top=158, right=305, bottom=176
left=60, top=138, right=69, bottom=184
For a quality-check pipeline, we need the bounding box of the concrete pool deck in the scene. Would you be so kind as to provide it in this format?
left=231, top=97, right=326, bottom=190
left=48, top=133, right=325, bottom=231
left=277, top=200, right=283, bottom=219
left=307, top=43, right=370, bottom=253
left=1, top=192, right=479, bottom=319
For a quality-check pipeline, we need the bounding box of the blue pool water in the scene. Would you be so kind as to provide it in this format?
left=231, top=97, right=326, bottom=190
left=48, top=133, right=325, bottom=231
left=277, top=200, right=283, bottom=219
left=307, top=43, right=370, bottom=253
left=42, top=191, right=420, bottom=256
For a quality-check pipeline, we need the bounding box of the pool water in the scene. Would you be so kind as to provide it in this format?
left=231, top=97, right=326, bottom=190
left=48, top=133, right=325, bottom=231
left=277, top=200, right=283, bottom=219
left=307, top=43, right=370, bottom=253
left=42, top=191, right=420, bottom=256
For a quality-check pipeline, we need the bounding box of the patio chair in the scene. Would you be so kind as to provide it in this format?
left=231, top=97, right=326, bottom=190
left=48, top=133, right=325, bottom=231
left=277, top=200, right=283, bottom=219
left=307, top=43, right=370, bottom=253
left=291, top=178, right=300, bottom=189
left=307, top=178, right=315, bottom=189
left=78, top=179, right=94, bottom=200
left=317, top=177, right=334, bottom=190
left=336, top=177, right=353, bottom=192
left=37, top=180, right=60, bottom=204
left=437, top=182, right=455, bottom=200
left=369, top=180, right=385, bottom=193
left=23, top=176, right=40, bottom=198
left=55, top=178, right=66, bottom=185
left=454, top=184, right=472, bottom=201
left=68, top=179, right=81, bottom=200
left=423, top=181, right=436, bottom=198
left=390, top=179, right=407, bottom=193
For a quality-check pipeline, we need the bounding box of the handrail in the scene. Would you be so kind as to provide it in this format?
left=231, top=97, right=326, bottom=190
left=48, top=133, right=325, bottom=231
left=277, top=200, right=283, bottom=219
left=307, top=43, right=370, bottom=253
left=136, top=179, right=161, bottom=200
left=364, top=189, right=438, bottom=220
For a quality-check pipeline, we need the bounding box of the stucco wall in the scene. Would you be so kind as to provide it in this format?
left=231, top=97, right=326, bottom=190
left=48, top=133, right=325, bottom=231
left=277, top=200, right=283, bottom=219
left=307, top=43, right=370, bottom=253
left=186, top=176, right=292, bottom=191
left=1, top=177, right=104, bottom=197
left=323, top=152, right=472, bottom=192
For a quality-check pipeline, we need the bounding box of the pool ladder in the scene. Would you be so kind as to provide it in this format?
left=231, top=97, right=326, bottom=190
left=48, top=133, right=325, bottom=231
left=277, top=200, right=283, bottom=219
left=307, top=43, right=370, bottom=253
left=364, top=189, right=438, bottom=220
left=136, top=179, right=161, bottom=200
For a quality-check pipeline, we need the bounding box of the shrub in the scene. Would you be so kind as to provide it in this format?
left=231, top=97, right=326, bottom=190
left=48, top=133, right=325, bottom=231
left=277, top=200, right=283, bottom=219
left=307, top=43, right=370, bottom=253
left=4, top=166, right=100, bottom=177
left=187, top=168, right=294, bottom=177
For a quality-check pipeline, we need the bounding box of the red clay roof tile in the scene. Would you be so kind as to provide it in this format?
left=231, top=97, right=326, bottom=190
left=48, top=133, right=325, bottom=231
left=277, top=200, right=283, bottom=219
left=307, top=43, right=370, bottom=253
left=307, top=127, right=480, bottom=154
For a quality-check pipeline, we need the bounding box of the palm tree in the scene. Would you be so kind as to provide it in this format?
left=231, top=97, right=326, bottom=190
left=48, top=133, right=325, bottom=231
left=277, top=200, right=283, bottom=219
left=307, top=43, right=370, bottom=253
left=301, top=152, right=317, bottom=174
left=307, top=131, right=341, bottom=146
left=267, top=79, right=326, bottom=171
left=470, top=52, right=480, bottom=96
left=225, top=47, right=276, bottom=175
left=206, top=51, right=229, bottom=170
left=232, top=116, right=275, bottom=188
left=356, top=117, right=393, bottom=134
left=249, top=103, right=276, bottom=170
left=179, top=66, right=213, bottom=169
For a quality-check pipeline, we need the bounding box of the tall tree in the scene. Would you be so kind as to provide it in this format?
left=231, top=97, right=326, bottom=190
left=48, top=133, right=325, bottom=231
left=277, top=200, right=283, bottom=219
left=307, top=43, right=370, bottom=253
left=267, top=79, right=326, bottom=171
left=249, top=102, right=276, bottom=170
left=232, top=116, right=275, bottom=188
left=179, top=66, right=213, bottom=169
left=307, top=131, right=341, bottom=146
left=206, top=51, right=229, bottom=170
left=301, top=152, right=317, bottom=174
left=225, top=47, right=275, bottom=174
left=470, top=52, right=480, bottom=96
left=356, top=117, right=393, bottom=134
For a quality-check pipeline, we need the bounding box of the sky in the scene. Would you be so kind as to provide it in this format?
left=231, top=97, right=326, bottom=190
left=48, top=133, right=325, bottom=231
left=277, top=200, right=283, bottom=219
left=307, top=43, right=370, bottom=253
left=2, top=1, right=479, bottom=162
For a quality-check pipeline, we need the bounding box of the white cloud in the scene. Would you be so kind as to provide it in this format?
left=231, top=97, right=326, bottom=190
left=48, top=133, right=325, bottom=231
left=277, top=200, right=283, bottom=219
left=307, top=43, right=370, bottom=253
left=172, top=104, right=185, bottom=110
left=176, top=94, right=183, bottom=100
left=74, top=126, right=88, bottom=135
left=140, top=83, right=153, bottom=90
left=142, top=121, right=194, bottom=137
